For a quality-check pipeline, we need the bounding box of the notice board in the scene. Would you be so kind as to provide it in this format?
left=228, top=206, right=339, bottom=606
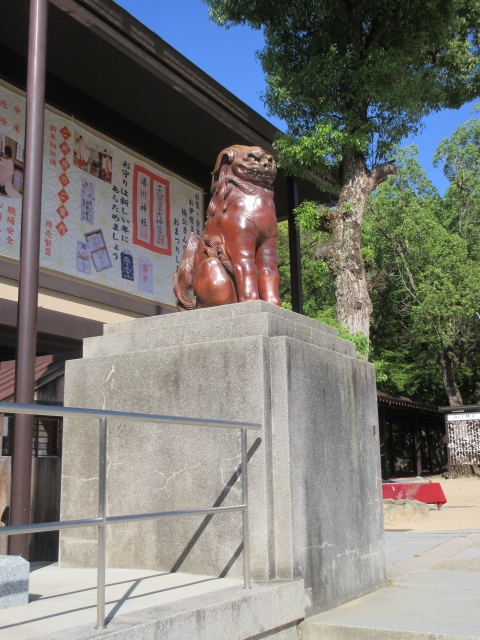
left=0, top=80, right=203, bottom=307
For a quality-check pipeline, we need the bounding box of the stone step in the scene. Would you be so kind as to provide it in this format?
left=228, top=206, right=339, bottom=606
left=302, top=569, right=480, bottom=640
left=302, top=621, right=480, bottom=639
left=35, top=579, right=304, bottom=640
left=104, top=300, right=338, bottom=337
left=83, top=308, right=355, bottom=359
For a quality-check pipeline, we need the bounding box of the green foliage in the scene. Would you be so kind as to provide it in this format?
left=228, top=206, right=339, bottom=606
left=433, top=107, right=480, bottom=259
left=277, top=218, right=335, bottom=319
left=315, top=306, right=387, bottom=379
left=292, top=200, right=322, bottom=230
left=317, top=312, right=368, bottom=358
left=205, top=0, right=480, bottom=183
left=277, top=218, right=387, bottom=381
left=361, top=246, right=375, bottom=262
left=366, top=142, right=480, bottom=404
left=273, top=123, right=345, bottom=180
left=280, top=126, right=480, bottom=403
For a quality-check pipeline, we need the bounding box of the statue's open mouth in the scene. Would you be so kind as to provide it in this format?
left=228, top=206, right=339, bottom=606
left=242, top=167, right=276, bottom=179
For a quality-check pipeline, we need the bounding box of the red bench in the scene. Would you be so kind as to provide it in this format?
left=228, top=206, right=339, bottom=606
left=382, top=482, right=447, bottom=509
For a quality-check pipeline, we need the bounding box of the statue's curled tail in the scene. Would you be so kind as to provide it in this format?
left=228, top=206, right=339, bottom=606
left=173, top=233, right=198, bottom=312
left=173, top=232, right=237, bottom=312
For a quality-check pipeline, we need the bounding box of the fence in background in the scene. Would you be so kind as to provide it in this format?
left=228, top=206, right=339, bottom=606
left=2, top=415, right=62, bottom=457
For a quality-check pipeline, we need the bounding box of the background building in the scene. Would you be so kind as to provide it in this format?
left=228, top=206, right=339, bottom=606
left=0, top=0, right=331, bottom=366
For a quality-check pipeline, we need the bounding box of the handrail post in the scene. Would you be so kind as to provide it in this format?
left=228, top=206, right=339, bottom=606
left=0, top=401, right=261, bottom=615
left=96, top=417, right=107, bottom=629
left=241, top=428, right=251, bottom=589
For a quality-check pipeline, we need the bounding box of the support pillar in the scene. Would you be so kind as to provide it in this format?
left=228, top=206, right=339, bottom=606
left=414, top=413, right=422, bottom=477
left=444, top=414, right=452, bottom=476
left=378, top=405, right=389, bottom=481
left=389, top=421, right=396, bottom=477
left=10, top=0, right=49, bottom=558
left=286, top=177, right=303, bottom=314
left=426, top=423, right=433, bottom=473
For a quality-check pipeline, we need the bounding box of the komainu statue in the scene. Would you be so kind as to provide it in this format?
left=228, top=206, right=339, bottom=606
left=173, top=145, right=281, bottom=311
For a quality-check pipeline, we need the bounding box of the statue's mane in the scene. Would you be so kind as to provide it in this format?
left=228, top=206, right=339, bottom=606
left=206, top=147, right=264, bottom=220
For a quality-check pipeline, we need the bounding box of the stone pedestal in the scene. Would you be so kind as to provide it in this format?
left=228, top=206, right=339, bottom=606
left=0, top=555, right=29, bottom=608
left=60, top=301, right=385, bottom=616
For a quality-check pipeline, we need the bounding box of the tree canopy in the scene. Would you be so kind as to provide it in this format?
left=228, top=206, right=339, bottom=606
left=365, top=146, right=480, bottom=406
left=206, top=0, right=480, bottom=180
left=205, top=0, right=480, bottom=338
left=434, top=109, right=480, bottom=258
left=284, top=112, right=480, bottom=406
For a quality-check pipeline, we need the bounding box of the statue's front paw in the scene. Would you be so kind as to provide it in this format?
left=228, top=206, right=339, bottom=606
left=262, top=296, right=282, bottom=307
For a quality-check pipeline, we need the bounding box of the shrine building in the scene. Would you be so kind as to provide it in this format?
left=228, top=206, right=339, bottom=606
left=0, top=0, right=332, bottom=373
left=0, top=0, right=338, bottom=558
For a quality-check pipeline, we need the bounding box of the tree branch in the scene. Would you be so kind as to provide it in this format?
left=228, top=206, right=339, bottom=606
left=368, top=203, right=417, bottom=293
left=371, top=161, right=397, bottom=187
left=393, top=244, right=417, bottom=293
left=314, top=238, right=338, bottom=260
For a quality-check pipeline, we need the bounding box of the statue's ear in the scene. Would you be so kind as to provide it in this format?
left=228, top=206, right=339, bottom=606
left=211, top=148, right=235, bottom=177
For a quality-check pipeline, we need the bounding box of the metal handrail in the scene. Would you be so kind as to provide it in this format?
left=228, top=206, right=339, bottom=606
left=0, top=401, right=261, bottom=630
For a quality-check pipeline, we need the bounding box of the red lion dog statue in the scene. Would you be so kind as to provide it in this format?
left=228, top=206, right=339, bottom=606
left=173, top=145, right=282, bottom=311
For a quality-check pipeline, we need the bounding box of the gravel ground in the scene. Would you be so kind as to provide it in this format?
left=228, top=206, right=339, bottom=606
left=385, top=475, right=480, bottom=532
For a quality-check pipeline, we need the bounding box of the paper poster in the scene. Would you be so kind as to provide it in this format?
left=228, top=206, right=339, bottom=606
left=81, top=177, right=95, bottom=225
left=76, top=240, right=91, bottom=274
left=138, top=256, right=153, bottom=293
left=0, top=80, right=203, bottom=307
left=121, top=249, right=134, bottom=281
left=85, top=229, right=112, bottom=272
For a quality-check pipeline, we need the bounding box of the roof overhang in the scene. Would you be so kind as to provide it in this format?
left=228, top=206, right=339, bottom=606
left=377, top=392, right=440, bottom=414
left=1, top=0, right=335, bottom=217
left=438, top=405, right=480, bottom=414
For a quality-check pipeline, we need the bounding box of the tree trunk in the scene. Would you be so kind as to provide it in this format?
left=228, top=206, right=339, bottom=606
left=438, top=348, right=463, bottom=407
left=315, top=150, right=396, bottom=337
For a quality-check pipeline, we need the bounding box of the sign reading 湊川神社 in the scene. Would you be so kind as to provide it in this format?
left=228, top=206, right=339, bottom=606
left=0, top=80, right=203, bottom=307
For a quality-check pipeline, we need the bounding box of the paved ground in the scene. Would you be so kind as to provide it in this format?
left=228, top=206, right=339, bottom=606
left=7, top=530, right=480, bottom=639
left=0, top=565, right=242, bottom=639
left=306, top=529, right=480, bottom=639
left=3, top=478, right=480, bottom=639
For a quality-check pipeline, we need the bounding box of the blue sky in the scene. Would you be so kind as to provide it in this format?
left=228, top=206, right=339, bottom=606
left=116, top=0, right=477, bottom=195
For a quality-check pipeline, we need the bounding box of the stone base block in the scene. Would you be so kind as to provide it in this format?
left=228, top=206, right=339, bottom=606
left=0, top=555, right=29, bottom=608
left=383, top=499, right=430, bottom=525
left=60, top=301, right=385, bottom=617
